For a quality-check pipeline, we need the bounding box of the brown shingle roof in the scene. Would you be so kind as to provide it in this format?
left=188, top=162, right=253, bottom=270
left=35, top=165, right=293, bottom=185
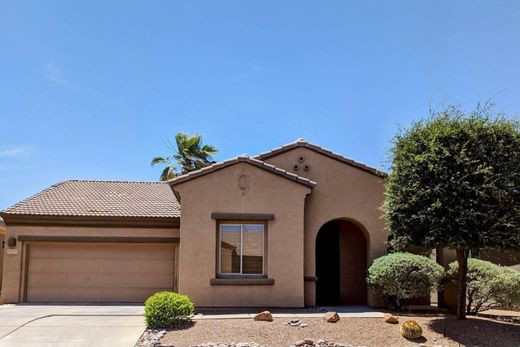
left=168, top=154, right=317, bottom=188
left=1, top=180, right=180, bottom=218
left=255, top=139, right=387, bottom=178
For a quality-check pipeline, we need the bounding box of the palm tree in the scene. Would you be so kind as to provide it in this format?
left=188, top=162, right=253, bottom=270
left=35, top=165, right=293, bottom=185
left=151, top=133, right=218, bottom=181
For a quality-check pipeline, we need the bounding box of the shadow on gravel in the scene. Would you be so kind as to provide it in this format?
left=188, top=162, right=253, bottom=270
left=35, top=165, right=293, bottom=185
left=168, top=320, right=196, bottom=331
left=428, top=316, right=520, bottom=347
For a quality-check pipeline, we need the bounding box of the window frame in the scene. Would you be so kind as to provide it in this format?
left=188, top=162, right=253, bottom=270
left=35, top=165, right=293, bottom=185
left=216, top=220, right=267, bottom=278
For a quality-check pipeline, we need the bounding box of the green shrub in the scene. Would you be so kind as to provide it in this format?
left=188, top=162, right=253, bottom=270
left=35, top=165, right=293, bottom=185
left=448, top=258, right=520, bottom=313
left=144, top=291, right=195, bottom=328
left=367, top=252, right=444, bottom=308
left=495, top=267, right=520, bottom=308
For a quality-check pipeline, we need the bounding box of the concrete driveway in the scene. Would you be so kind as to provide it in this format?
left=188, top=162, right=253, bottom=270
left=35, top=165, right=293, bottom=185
left=0, top=304, right=145, bottom=347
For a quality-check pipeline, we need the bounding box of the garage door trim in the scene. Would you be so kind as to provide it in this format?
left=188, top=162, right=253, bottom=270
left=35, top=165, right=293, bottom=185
left=23, top=242, right=177, bottom=303
left=18, top=235, right=179, bottom=243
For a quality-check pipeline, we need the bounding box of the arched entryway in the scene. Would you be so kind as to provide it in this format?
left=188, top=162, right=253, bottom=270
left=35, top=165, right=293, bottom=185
left=316, top=219, right=368, bottom=305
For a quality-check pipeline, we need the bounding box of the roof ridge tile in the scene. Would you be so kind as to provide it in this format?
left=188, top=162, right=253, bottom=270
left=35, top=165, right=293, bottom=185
left=254, top=140, right=387, bottom=178
left=168, top=156, right=316, bottom=188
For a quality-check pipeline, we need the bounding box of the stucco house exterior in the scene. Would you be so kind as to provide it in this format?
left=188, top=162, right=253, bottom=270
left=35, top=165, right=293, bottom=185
left=0, top=139, right=388, bottom=307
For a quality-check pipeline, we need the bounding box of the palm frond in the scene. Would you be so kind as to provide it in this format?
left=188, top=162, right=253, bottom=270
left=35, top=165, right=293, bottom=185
left=159, top=166, right=177, bottom=181
left=201, top=144, right=218, bottom=155
left=155, top=132, right=219, bottom=175
left=151, top=156, right=170, bottom=167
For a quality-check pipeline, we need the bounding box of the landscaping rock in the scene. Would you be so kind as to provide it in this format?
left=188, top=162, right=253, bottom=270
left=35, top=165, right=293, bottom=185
left=253, top=311, right=273, bottom=322
left=187, top=340, right=356, bottom=347
left=287, top=319, right=302, bottom=326
left=290, top=339, right=352, bottom=347
left=323, top=311, right=340, bottom=323
left=383, top=313, right=398, bottom=324
left=189, top=343, right=263, bottom=347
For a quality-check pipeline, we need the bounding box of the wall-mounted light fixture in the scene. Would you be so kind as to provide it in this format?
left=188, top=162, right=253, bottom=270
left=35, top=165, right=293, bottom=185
left=7, top=237, right=16, bottom=248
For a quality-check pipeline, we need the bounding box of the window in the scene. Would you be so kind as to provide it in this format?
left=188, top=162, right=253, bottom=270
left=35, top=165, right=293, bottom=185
left=218, top=223, right=265, bottom=275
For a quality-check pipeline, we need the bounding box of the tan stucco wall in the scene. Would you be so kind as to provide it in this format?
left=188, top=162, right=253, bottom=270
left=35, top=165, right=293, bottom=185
left=439, top=248, right=520, bottom=268
left=173, top=162, right=311, bottom=307
left=0, top=225, right=179, bottom=304
left=0, top=234, right=4, bottom=291
left=264, top=148, right=387, bottom=306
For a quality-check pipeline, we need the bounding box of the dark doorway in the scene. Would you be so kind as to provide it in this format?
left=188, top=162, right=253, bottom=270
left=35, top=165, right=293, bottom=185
left=316, top=219, right=368, bottom=306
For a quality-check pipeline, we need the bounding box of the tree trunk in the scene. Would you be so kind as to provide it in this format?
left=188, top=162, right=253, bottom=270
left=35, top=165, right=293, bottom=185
left=456, top=248, right=469, bottom=320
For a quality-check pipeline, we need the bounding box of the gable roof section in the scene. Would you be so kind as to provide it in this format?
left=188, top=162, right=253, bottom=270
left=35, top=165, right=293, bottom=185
left=168, top=155, right=317, bottom=188
left=255, top=139, right=387, bottom=178
left=1, top=180, right=181, bottom=220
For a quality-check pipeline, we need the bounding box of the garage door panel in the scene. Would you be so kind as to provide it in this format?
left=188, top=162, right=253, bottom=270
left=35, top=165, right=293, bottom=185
left=155, top=275, right=175, bottom=288
left=155, top=259, right=175, bottom=273
left=31, top=258, right=105, bottom=273
left=26, top=243, right=176, bottom=303
left=27, top=288, right=65, bottom=302
left=100, top=287, right=167, bottom=302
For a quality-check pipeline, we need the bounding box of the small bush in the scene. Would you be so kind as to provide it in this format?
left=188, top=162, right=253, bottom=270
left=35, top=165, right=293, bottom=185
left=495, top=267, right=520, bottom=308
left=144, top=291, right=195, bottom=328
left=367, top=252, right=444, bottom=308
left=448, top=258, right=520, bottom=313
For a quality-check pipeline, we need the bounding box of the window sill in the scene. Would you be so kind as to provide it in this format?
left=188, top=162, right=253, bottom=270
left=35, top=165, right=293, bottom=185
left=210, top=277, right=275, bottom=285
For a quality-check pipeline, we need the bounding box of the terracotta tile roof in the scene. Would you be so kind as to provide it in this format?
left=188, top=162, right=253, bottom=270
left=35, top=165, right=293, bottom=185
left=168, top=154, right=317, bottom=188
left=255, top=138, right=387, bottom=178
left=1, top=180, right=180, bottom=218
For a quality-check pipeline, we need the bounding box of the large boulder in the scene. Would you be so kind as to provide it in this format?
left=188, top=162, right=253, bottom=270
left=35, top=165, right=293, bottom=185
left=253, top=311, right=273, bottom=322
left=323, top=311, right=340, bottom=323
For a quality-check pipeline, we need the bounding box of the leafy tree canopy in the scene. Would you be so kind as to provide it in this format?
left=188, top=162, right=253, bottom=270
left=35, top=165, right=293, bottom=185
left=384, top=103, right=520, bottom=251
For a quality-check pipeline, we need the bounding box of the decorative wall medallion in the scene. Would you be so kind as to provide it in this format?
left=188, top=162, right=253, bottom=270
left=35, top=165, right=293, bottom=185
left=238, top=173, right=249, bottom=191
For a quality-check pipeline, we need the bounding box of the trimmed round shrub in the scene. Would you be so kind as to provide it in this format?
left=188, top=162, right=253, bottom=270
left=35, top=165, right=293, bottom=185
left=496, top=267, right=520, bottom=308
left=367, top=252, right=444, bottom=308
left=448, top=258, right=520, bottom=313
left=400, top=320, right=423, bottom=339
left=144, top=291, right=195, bottom=328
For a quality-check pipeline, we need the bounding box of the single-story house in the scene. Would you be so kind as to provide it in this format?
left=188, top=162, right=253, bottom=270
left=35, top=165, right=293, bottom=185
left=0, top=217, right=5, bottom=292
left=0, top=139, right=389, bottom=306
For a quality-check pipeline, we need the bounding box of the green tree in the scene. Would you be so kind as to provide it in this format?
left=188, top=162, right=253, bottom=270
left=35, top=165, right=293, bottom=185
left=151, top=133, right=218, bottom=180
left=383, top=103, right=520, bottom=319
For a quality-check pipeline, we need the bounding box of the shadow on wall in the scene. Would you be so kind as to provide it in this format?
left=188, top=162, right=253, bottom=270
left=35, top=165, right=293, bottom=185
left=427, top=317, right=520, bottom=347
left=316, top=219, right=368, bottom=306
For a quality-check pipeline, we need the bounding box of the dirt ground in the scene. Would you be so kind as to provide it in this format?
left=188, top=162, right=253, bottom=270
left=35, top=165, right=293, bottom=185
left=161, top=315, right=520, bottom=347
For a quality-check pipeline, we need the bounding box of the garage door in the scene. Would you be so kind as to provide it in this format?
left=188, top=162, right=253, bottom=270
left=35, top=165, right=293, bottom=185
left=25, top=243, right=175, bottom=303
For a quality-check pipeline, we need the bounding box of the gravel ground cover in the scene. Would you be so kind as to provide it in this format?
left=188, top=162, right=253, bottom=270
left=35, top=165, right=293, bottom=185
left=159, top=316, right=520, bottom=347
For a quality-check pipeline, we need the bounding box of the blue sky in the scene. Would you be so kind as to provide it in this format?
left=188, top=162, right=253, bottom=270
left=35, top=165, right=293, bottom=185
left=1, top=1, right=520, bottom=209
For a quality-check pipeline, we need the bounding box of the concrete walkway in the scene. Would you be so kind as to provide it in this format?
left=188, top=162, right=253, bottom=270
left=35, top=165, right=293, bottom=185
left=194, top=306, right=385, bottom=319
left=0, top=304, right=145, bottom=347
